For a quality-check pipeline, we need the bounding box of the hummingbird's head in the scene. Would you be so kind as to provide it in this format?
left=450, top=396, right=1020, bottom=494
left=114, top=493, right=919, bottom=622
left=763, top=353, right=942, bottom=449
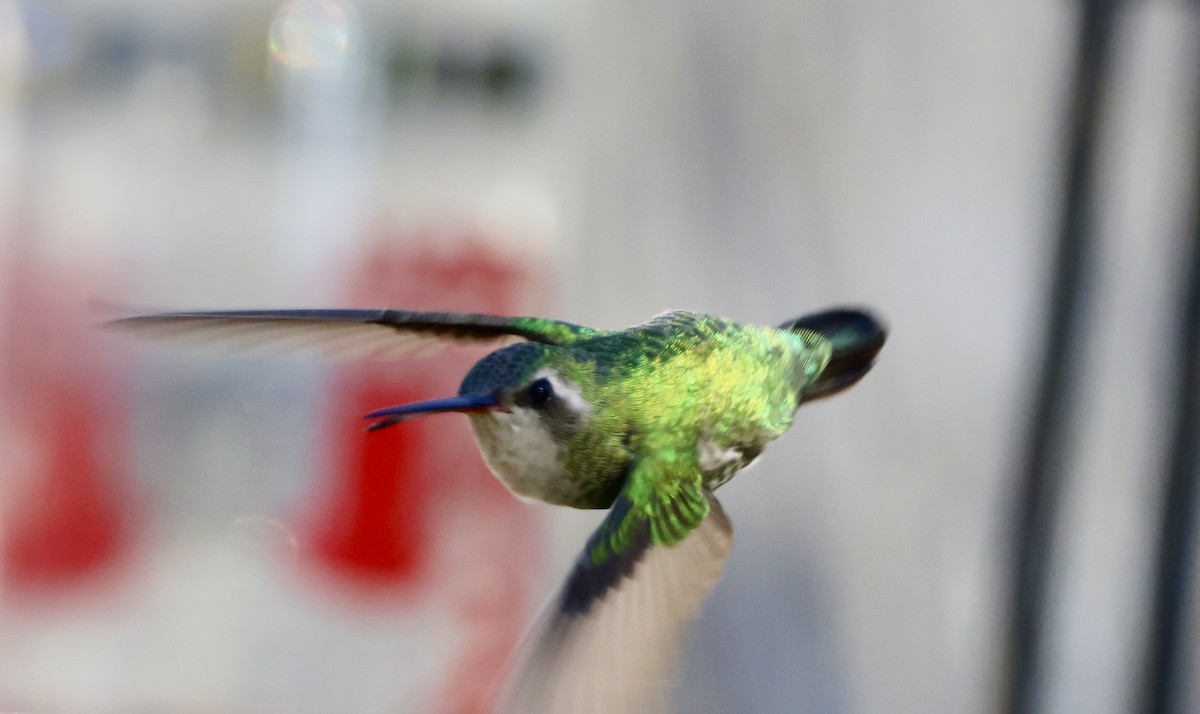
left=365, top=342, right=599, bottom=505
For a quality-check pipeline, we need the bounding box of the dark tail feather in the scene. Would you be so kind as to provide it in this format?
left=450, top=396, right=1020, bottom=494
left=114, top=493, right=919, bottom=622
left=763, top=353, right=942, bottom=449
left=781, top=308, right=887, bottom=402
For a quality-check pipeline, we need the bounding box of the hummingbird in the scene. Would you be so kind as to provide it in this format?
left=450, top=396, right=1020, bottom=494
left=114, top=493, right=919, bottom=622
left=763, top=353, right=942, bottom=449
left=112, top=306, right=885, bottom=713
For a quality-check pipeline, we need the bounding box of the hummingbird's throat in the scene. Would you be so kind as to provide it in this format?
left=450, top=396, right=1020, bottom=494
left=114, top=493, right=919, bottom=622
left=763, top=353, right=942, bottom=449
left=468, top=407, right=584, bottom=506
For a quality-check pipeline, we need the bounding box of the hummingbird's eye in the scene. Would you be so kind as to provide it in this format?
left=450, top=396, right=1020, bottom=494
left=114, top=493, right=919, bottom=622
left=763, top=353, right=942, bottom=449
left=528, top=378, right=554, bottom=406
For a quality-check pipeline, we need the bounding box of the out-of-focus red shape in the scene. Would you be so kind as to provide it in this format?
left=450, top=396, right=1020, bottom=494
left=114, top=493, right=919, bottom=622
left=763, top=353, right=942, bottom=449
left=0, top=260, right=135, bottom=595
left=297, top=227, right=546, bottom=712
left=5, top=384, right=129, bottom=586
left=308, top=379, right=431, bottom=583
left=301, top=230, right=538, bottom=592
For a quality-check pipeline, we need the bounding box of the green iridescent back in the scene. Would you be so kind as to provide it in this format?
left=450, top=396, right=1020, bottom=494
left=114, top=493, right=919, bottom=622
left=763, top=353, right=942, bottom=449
left=535, top=312, right=831, bottom=551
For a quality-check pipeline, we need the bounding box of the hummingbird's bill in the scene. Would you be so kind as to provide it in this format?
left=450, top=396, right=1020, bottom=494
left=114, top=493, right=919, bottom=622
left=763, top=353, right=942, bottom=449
left=364, top=394, right=505, bottom=431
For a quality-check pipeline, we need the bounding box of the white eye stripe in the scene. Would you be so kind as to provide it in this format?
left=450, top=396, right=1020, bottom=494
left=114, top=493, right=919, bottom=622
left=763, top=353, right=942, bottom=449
left=532, top=368, right=592, bottom=419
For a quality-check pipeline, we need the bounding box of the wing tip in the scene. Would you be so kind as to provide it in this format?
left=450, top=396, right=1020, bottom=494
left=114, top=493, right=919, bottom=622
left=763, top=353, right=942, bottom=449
left=499, top=493, right=734, bottom=714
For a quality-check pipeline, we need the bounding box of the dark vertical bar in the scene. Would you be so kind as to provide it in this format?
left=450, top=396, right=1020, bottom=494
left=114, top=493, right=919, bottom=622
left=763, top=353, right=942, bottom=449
left=1138, top=30, right=1200, bottom=714
left=999, top=2, right=1121, bottom=714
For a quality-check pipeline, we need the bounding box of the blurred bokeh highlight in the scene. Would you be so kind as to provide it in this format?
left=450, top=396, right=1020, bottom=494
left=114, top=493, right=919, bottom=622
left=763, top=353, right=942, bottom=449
left=2, top=1, right=1200, bottom=712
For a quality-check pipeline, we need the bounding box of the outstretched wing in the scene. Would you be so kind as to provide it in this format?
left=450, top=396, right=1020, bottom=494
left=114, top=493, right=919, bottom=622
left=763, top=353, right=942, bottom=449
left=500, top=460, right=732, bottom=714
left=108, top=309, right=597, bottom=360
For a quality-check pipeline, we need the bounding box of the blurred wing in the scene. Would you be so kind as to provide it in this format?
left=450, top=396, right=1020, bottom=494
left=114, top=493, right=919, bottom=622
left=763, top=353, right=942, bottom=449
left=108, top=309, right=596, bottom=360
left=501, top=467, right=732, bottom=714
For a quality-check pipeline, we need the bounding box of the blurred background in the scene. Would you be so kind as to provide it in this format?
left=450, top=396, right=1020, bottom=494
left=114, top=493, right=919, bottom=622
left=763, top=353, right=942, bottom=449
left=1, top=0, right=1199, bottom=712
